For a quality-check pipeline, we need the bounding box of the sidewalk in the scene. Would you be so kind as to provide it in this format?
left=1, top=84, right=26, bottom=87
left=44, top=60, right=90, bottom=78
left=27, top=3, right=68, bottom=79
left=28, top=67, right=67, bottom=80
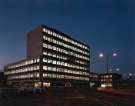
left=97, top=87, right=135, bottom=97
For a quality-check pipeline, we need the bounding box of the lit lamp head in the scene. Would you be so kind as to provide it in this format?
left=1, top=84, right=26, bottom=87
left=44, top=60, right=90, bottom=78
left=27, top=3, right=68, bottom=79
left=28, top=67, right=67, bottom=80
left=129, top=73, right=132, bottom=77
left=113, top=53, right=117, bottom=57
left=99, top=53, right=104, bottom=58
left=116, top=68, right=120, bottom=71
left=109, top=69, right=113, bottom=72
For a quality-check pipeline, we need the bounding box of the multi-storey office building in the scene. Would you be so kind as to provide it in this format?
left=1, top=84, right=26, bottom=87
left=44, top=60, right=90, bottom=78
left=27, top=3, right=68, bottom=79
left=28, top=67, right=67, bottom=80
left=4, top=25, right=90, bottom=88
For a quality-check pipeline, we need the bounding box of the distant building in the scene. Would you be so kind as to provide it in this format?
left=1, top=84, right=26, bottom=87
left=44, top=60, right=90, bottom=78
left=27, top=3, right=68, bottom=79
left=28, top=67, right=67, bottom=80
left=119, top=78, right=135, bottom=89
left=99, top=73, right=122, bottom=88
left=89, top=72, right=100, bottom=88
left=4, top=25, right=90, bottom=88
left=0, top=72, right=6, bottom=86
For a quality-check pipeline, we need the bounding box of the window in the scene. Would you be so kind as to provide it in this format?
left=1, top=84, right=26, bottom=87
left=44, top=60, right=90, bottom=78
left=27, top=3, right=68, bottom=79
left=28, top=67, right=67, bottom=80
left=43, top=58, right=47, bottom=63
left=48, top=52, right=52, bottom=56
left=43, top=35, right=46, bottom=40
left=37, top=66, right=39, bottom=70
left=37, top=73, right=39, bottom=77
left=53, top=46, right=56, bottom=50
left=43, top=28, right=47, bottom=32
left=53, top=53, right=56, bottom=57
left=53, top=39, right=57, bottom=44
left=48, top=44, right=52, bottom=49
left=48, top=36, right=52, bottom=41
left=43, top=73, right=47, bottom=77
left=43, top=66, right=47, bottom=70
left=52, top=67, right=56, bottom=71
left=57, top=61, right=60, bottom=65
left=53, top=60, right=56, bottom=64
left=53, top=32, right=57, bottom=37
left=37, top=58, right=40, bottom=62
left=25, top=61, right=28, bottom=65
left=64, top=63, right=68, bottom=66
left=48, top=66, right=52, bottom=71
left=48, top=59, right=52, bottom=63
left=43, top=51, right=47, bottom=55
left=43, top=43, right=47, bottom=48
left=48, top=30, right=52, bottom=35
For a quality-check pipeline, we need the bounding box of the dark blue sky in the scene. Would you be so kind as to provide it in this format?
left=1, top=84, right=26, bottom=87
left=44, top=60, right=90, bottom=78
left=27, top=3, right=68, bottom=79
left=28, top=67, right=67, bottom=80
left=0, top=0, right=135, bottom=76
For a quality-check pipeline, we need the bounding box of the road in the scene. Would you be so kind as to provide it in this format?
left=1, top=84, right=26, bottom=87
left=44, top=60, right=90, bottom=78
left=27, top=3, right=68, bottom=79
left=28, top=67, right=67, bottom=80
left=0, top=87, right=134, bottom=106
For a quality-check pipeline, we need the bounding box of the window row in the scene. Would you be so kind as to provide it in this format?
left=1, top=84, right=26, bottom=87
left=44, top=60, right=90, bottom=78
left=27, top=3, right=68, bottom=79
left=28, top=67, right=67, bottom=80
left=7, top=73, right=39, bottom=80
left=101, top=83, right=112, bottom=88
left=43, top=73, right=89, bottom=81
left=43, top=43, right=89, bottom=61
left=43, top=51, right=87, bottom=65
left=5, top=66, right=40, bottom=75
left=43, top=28, right=89, bottom=50
left=43, top=58, right=88, bottom=70
left=7, top=72, right=89, bottom=81
left=101, top=79, right=112, bottom=82
left=43, top=66, right=89, bottom=76
left=43, top=35, right=89, bottom=55
left=43, top=51, right=67, bottom=60
left=6, top=58, right=40, bottom=69
left=100, top=75, right=112, bottom=78
left=75, top=60, right=88, bottom=65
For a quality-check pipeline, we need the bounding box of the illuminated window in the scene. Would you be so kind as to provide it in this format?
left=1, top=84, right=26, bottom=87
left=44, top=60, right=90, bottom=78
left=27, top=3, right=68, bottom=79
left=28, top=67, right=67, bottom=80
left=48, top=59, right=52, bottom=64
left=43, top=66, right=47, bottom=70
left=37, top=73, right=39, bottom=77
left=48, top=44, right=52, bottom=49
left=43, top=35, right=46, bottom=40
left=48, top=30, right=52, bottom=35
left=43, top=51, right=47, bottom=55
left=53, top=53, right=56, bottom=58
left=37, top=58, right=40, bottom=62
left=52, top=60, right=56, bottom=64
left=52, top=67, right=56, bottom=71
left=43, top=28, right=46, bottom=32
left=43, top=73, right=47, bottom=77
left=43, top=43, right=47, bottom=48
left=53, top=32, right=57, bottom=37
left=37, top=66, right=39, bottom=70
left=48, top=67, right=52, bottom=71
left=48, top=52, right=52, bottom=57
left=43, top=58, right=47, bottom=63
left=53, top=46, right=56, bottom=50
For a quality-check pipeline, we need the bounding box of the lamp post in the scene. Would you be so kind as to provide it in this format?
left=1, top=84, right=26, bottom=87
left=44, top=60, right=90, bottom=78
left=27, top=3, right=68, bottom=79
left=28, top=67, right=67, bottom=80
left=99, top=52, right=117, bottom=73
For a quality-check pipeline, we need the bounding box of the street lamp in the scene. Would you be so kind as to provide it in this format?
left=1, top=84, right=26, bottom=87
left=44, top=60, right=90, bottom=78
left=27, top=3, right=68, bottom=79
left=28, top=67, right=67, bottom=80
left=116, top=68, right=120, bottom=72
left=99, top=53, right=104, bottom=58
left=129, top=73, right=133, bottom=77
left=99, top=52, right=117, bottom=73
left=109, top=68, right=113, bottom=72
left=113, top=53, right=117, bottom=57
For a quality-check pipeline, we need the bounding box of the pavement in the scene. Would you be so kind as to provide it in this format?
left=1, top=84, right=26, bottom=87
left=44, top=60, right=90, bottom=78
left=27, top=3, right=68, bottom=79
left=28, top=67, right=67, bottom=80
left=0, top=87, right=135, bottom=106
left=97, top=87, right=135, bottom=97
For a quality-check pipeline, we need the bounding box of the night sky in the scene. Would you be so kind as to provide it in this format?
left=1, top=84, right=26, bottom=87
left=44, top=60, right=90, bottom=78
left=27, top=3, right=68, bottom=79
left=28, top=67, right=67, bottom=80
left=0, top=0, right=135, bottom=76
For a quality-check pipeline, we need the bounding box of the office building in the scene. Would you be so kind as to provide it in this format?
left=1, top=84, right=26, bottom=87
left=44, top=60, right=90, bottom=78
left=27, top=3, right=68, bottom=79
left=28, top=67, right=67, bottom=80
left=4, top=25, right=90, bottom=88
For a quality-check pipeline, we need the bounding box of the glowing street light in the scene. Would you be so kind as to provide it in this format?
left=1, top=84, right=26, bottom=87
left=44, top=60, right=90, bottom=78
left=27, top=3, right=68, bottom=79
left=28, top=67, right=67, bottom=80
left=113, top=53, right=117, bottom=57
left=129, top=73, right=133, bottom=77
left=109, top=69, right=113, bottom=72
left=99, top=52, right=118, bottom=73
left=116, top=68, right=119, bottom=71
left=99, top=53, right=104, bottom=58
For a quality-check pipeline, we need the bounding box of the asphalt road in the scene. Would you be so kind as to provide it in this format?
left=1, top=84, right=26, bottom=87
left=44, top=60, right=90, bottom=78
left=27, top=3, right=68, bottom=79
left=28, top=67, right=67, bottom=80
left=0, top=87, right=135, bottom=106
